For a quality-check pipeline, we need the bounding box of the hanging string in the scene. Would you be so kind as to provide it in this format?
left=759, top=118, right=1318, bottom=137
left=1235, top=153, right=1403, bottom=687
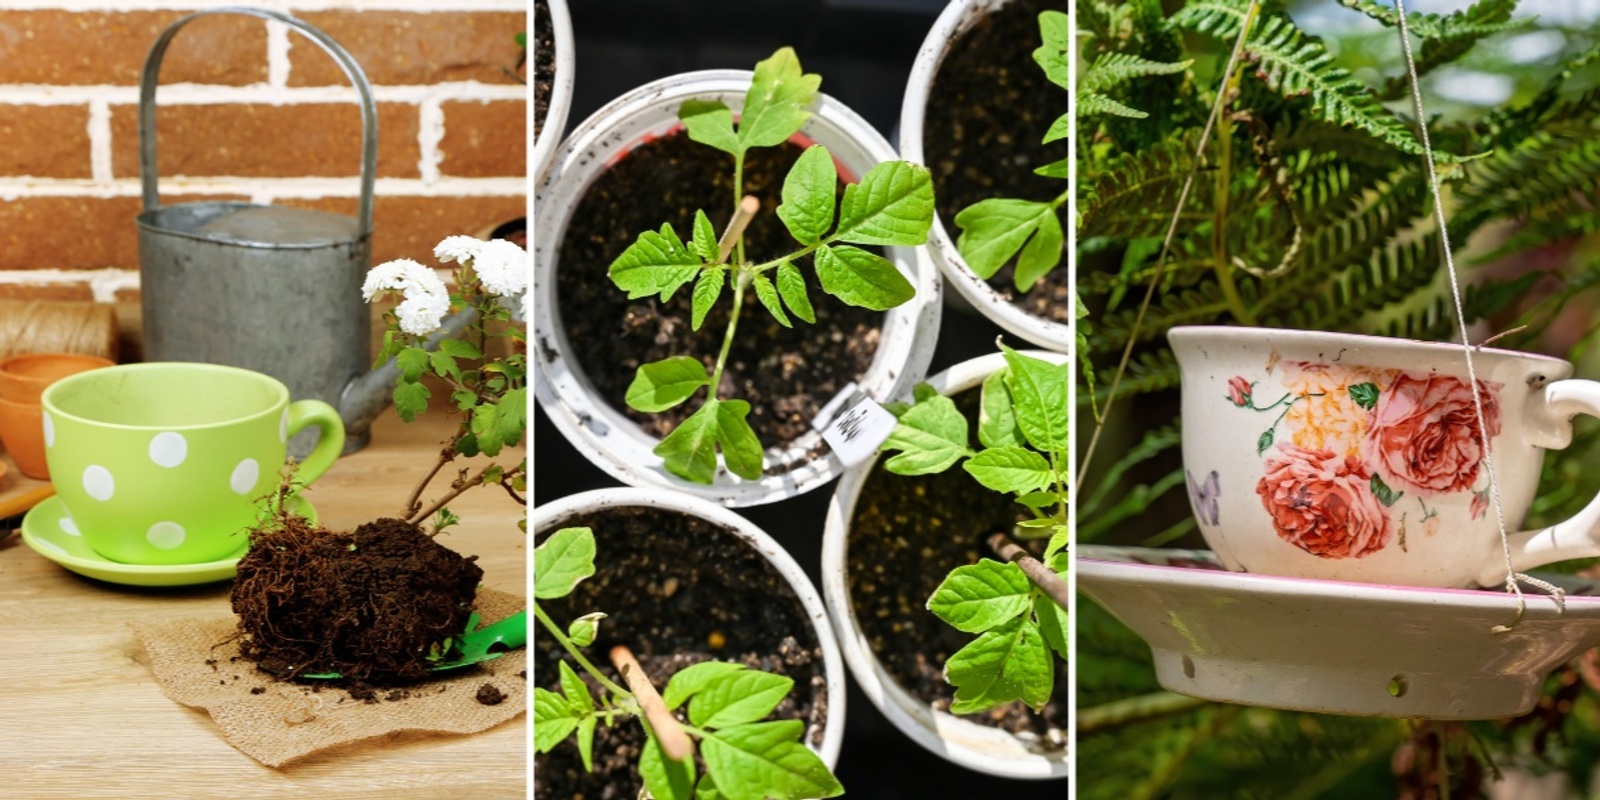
left=1075, top=0, right=1262, bottom=492
left=1391, top=0, right=1563, bottom=628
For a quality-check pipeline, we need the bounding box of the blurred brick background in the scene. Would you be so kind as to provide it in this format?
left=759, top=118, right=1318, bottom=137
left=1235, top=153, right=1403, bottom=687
left=0, top=0, right=527, bottom=303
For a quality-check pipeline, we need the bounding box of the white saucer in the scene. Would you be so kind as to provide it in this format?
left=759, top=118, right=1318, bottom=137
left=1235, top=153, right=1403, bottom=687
left=1078, top=545, right=1600, bottom=719
left=21, top=495, right=317, bottom=588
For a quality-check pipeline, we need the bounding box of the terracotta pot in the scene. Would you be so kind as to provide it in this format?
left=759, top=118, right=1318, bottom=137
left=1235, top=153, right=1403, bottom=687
left=0, top=396, right=48, bottom=479
left=0, top=352, right=115, bottom=404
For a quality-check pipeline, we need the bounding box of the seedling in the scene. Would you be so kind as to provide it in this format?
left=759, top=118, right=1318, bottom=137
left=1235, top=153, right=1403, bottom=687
left=533, top=526, right=844, bottom=800
left=608, top=47, right=935, bottom=485
left=878, top=343, right=1070, bottom=714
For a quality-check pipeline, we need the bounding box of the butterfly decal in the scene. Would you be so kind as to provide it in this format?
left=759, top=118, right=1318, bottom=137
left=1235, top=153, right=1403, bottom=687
left=1187, top=469, right=1220, bottom=527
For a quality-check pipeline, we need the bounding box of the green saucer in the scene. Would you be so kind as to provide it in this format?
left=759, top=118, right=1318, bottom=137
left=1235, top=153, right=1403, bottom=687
left=21, top=495, right=317, bottom=587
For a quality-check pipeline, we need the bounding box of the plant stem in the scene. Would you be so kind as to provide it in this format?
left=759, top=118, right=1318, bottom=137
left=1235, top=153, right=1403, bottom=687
left=718, top=196, right=760, bottom=264
left=401, top=448, right=455, bottom=519
left=705, top=196, right=763, bottom=396
left=408, top=462, right=524, bottom=528
left=611, top=644, right=694, bottom=762
left=533, top=603, right=630, bottom=697
left=732, top=155, right=747, bottom=266
left=1077, top=690, right=1212, bottom=734
left=1211, top=44, right=1255, bottom=327
left=987, top=533, right=1070, bottom=612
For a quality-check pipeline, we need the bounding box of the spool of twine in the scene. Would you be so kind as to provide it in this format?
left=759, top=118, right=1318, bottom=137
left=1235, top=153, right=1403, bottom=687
left=0, top=300, right=119, bottom=361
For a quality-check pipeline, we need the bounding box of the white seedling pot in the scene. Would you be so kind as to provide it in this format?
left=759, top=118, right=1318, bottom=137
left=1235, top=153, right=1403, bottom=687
left=531, top=0, right=574, bottom=186
left=821, top=350, right=1070, bottom=779
left=533, top=70, right=942, bottom=507
left=899, top=0, right=1069, bottom=353
left=533, top=487, right=848, bottom=770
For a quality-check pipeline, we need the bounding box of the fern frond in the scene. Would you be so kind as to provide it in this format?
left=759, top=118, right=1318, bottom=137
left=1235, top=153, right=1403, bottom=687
left=1455, top=129, right=1600, bottom=237
left=1096, top=348, right=1183, bottom=402
left=1376, top=271, right=1543, bottom=342
left=1080, top=133, right=1204, bottom=239
left=1082, top=52, right=1194, bottom=95
left=1081, top=92, right=1152, bottom=119
left=1341, top=0, right=1526, bottom=101
left=1267, top=237, right=1443, bottom=332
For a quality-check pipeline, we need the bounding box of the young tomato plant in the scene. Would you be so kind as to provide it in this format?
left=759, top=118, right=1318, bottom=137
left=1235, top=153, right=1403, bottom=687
left=608, top=47, right=935, bottom=485
left=878, top=344, right=1069, bottom=713
left=533, top=527, right=844, bottom=800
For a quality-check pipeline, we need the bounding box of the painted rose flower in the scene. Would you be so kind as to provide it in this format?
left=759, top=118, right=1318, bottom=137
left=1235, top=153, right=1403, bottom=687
left=1227, top=376, right=1252, bottom=407
left=1280, top=361, right=1395, bottom=457
left=1256, top=443, right=1391, bottom=559
left=1360, top=373, right=1501, bottom=496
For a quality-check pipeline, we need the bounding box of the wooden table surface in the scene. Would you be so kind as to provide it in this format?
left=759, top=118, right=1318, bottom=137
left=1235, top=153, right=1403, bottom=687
left=0, top=405, right=528, bottom=800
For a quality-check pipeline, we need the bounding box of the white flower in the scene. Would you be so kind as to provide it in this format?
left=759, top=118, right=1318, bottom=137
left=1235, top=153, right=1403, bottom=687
left=434, top=235, right=484, bottom=264
left=471, top=238, right=529, bottom=298
left=362, top=258, right=452, bottom=335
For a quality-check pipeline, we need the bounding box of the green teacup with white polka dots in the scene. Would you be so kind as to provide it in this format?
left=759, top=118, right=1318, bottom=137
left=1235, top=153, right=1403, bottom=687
left=40, top=363, right=344, bottom=565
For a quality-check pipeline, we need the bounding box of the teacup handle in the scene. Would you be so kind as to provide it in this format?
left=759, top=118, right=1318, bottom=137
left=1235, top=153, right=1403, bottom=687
left=1485, top=379, right=1600, bottom=586
left=286, top=399, right=346, bottom=486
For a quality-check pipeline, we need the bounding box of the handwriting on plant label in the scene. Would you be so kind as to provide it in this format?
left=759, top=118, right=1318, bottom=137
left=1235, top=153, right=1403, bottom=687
left=822, top=397, right=897, bottom=467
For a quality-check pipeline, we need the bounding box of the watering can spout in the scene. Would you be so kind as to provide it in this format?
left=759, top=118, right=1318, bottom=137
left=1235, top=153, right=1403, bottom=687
left=340, top=306, right=480, bottom=451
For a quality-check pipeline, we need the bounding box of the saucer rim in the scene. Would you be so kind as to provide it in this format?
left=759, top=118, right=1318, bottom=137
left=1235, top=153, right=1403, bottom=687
left=20, top=494, right=317, bottom=583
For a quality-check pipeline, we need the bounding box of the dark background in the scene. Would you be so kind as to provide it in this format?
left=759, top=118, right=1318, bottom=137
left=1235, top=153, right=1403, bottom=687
left=534, top=1, right=1065, bottom=796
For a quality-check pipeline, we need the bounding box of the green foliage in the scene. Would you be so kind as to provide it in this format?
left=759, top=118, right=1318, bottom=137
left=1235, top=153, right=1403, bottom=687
left=533, top=528, right=843, bottom=800
left=879, top=345, right=1069, bottom=716
left=609, top=48, right=934, bottom=485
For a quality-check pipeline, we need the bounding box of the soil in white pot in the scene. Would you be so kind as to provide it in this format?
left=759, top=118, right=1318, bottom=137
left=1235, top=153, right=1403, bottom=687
left=553, top=131, right=885, bottom=458
left=846, top=388, right=1068, bottom=749
left=533, top=0, right=555, bottom=141
left=925, top=0, right=1071, bottom=325
left=533, top=505, right=831, bottom=799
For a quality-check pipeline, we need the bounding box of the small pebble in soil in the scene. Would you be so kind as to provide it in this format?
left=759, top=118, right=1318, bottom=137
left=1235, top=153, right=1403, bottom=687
left=476, top=684, right=507, bottom=706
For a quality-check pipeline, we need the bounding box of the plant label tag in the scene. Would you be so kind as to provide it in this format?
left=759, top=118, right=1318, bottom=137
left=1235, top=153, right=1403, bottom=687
left=820, top=395, right=897, bottom=467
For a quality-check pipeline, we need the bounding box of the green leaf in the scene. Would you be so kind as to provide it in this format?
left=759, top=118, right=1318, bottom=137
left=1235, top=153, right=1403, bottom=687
left=626, top=356, right=711, bottom=413
left=963, top=446, right=1054, bottom=495
left=565, top=612, right=605, bottom=648
left=695, top=772, right=727, bottom=800
left=396, top=347, right=429, bottom=382
left=1041, top=112, right=1071, bottom=144
left=1013, top=209, right=1063, bottom=292
left=953, top=199, right=1055, bottom=280
left=1001, top=345, right=1069, bottom=456
left=814, top=244, right=914, bottom=311
left=664, top=661, right=748, bottom=710
left=752, top=272, right=791, bottom=327
left=690, top=669, right=794, bottom=728
left=534, top=526, right=596, bottom=600
left=640, top=731, right=698, bottom=800
left=1032, top=10, right=1071, bottom=89
left=1349, top=382, right=1380, bottom=410
left=945, top=616, right=1054, bottom=714
left=1033, top=156, right=1070, bottom=179
left=1371, top=473, right=1404, bottom=507
left=392, top=380, right=430, bottom=422
left=714, top=399, right=764, bottom=481
left=978, top=369, right=1024, bottom=449
left=691, top=208, right=720, bottom=262
left=680, top=98, right=740, bottom=155
left=437, top=338, right=482, bottom=359
left=576, top=716, right=597, bottom=772
left=656, top=401, right=721, bottom=484
left=691, top=267, right=725, bottom=331
left=533, top=687, right=581, bottom=753
left=881, top=392, right=970, bottom=475
left=700, top=720, right=844, bottom=800
left=558, top=660, right=595, bottom=713
left=833, top=160, right=935, bottom=246
left=776, top=145, right=837, bottom=245
left=1035, top=594, right=1069, bottom=662
left=1257, top=427, right=1275, bottom=455
left=737, top=47, right=820, bottom=151
left=610, top=223, right=702, bottom=301
left=491, top=387, right=526, bottom=450
left=927, top=559, right=1033, bottom=634
left=1015, top=491, right=1057, bottom=509
left=776, top=262, right=815, bottom=324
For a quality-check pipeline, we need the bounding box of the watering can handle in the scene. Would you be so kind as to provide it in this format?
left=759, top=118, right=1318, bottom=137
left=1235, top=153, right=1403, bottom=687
left=137, top=6, right=377, bottom=240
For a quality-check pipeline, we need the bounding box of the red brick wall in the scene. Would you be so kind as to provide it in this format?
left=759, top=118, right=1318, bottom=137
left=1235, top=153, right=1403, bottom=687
left=0, top=1, right=527, bottom=304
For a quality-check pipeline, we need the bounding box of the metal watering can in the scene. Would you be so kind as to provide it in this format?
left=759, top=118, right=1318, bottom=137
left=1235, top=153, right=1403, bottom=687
left=136, top=7, right=473, bottom=456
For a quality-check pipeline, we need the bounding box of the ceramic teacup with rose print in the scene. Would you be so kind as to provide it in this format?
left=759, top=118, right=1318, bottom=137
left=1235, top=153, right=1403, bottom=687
left=40, top=363, right=344, bottom=565
left=1170, top=326, right=1600, bottom=588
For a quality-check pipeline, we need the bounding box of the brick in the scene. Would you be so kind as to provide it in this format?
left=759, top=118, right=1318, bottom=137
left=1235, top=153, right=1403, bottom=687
left=0, top=105, right=90, bottom=178
left=290, top=11, right=525, bottom=87
left=439, top=99, right=526, bottom=178
left=109, top=102, right=420, bottom=179
left=0, top=11, right=265, bottom=86
left=279, top=194, right=526, bottom=266
left=0, top=282, right=94, bottom=302
left=0, top=196, right=142, bottom=270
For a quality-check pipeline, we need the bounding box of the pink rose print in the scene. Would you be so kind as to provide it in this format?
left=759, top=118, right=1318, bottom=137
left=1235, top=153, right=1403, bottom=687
left=1257, top=443, right=1392, bottom=559
left=1361, top=374, right=1501, bottom=496
left=1227, top=376, right=1252, bottom=408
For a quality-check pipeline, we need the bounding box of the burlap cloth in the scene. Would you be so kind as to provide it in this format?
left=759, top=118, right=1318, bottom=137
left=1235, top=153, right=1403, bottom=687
left=131, top=588, right=527, bottom=767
